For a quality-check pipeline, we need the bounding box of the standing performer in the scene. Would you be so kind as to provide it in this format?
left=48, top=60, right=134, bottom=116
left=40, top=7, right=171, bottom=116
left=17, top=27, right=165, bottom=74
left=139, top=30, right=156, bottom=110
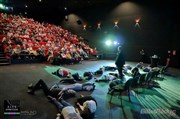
left=115, top=46, right=125, bottom=79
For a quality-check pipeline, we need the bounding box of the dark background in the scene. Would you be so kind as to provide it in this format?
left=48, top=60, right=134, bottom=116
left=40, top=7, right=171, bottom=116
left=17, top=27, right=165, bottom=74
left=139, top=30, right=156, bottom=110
left=1, top=0, right=180, bottom=67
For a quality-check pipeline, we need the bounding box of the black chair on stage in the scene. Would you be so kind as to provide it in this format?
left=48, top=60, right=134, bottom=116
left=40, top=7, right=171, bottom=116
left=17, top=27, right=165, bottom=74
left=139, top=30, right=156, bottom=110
left=144, top=71, right=154, bottom=87
left=134, top=74, right=147, bottom=93
left=138, top=74, right=147, bottom=86
left=158, top=64, right=169, bottom=79
left=108, top=79, right=133, bottom=105
left=144, top=70, right=162, bottom=88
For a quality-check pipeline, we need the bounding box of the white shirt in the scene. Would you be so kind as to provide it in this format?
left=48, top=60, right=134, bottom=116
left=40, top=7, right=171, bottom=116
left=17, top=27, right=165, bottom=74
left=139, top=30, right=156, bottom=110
left=62, top=106, right=82, bottom=119
left=83, top=100, right=97, bottom=113
left=58, top=69, right=64, bottom=76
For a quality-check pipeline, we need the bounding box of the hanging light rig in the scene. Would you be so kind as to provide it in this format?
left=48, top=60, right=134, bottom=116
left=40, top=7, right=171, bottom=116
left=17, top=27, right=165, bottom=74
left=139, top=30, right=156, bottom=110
left=113, top=21, right=119, bottom=29
left=97, top=22, right=101, bottom=30
left=83, top=24, right=87, bottom=31
left=135, top=18, right=141, bottom=29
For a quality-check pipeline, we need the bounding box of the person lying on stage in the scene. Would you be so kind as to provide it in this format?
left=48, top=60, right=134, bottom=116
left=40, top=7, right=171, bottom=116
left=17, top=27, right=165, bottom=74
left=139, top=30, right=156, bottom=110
left=95, top=74, right=117, bottom=82
left=75, top=95, right=97, bottom=119
left=59, top=73, right=83, bottom=84
left=131, top=67, right=141, bottom=78
left=47, top=95, right=83, bottom=119
left=27, top=79, right=96, bottom=98
left=52, top=69, right=83, bottom=83
left=52, top=68, right=71, bottom=77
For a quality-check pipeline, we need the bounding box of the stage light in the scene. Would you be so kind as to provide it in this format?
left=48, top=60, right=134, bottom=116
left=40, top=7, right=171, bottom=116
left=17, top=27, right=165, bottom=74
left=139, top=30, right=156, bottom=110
left=0, top=3, right=5, bottom=10
left=97, top=22, right=101, bottom=30
left=105, top=40, right=112, bottom=46
left=135, top=18, right=141, bottom=29
left=65, top=15, right=68, bottom=21
left=114, top=21, right=118, bottom=25
left=114, top=41, right=118, bottom=45
left=83, top=24, right=86, bottom=31
left=113, top=21, right=119, bottom=29
left=135, top=18, right=140, bottom=23
left=39, top=0, right=42, bottom=2
left=25, top=5, right=28, bottom=8
left=0, top=3, right=13, bottom=11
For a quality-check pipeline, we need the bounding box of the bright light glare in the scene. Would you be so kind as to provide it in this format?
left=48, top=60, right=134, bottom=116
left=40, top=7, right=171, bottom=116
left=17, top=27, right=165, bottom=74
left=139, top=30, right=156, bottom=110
left=0, top=4, right=5, bottom=9
left=105, top=40, right=112, bottom=46
left=114, top=41, right=118, bottom=45
left=135, top=18, right=140, bottom=23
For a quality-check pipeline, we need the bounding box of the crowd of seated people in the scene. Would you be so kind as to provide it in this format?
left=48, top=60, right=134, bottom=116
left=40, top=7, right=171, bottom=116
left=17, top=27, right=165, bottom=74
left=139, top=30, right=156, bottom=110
left=0, top=12, right=97, bottom=64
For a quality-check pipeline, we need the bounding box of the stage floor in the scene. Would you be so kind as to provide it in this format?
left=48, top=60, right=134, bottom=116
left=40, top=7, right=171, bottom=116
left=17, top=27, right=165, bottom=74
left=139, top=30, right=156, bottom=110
left=0, top=60, right=179, bottom=119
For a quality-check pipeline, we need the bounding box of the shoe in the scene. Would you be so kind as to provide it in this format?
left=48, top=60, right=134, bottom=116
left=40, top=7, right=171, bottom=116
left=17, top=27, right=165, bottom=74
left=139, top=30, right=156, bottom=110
left=52, top=72, right=56, bottom=75
left=27, top=90, right=34, bottom=95
left=28, top=83, right=33, bottom=89
left=59, top=80, right=65, bottom=83
left=92, top=83, right=96, bottom=90
left=95, top=79, right=99, bottom=82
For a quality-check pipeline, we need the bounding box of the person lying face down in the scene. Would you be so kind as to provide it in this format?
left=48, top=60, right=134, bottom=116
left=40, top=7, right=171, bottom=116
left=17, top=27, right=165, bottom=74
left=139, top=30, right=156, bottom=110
left=27, top=79, right=95, bottom=98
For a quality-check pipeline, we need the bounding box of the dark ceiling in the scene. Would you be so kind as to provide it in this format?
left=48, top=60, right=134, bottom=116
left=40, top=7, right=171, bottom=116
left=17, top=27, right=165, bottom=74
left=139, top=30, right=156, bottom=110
left=1, top=0, right=179, bottom=24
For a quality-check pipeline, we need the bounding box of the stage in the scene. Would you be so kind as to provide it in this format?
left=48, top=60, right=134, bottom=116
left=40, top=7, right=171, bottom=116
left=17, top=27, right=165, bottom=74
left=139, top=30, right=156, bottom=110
left=0, top=60, right=179, bottom=119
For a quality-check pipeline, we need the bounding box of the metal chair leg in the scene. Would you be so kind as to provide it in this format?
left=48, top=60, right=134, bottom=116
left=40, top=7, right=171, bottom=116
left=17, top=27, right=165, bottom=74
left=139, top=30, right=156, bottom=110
left=128, top=90, right=131, bottom=102
left=120, top=95, right=122, bottom=106
left=109, top=91, right=114, bottom=102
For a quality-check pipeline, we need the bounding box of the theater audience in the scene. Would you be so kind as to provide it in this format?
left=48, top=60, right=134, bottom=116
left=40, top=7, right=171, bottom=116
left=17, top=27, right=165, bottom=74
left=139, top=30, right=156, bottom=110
left=0, top=12, right=93, bottom=64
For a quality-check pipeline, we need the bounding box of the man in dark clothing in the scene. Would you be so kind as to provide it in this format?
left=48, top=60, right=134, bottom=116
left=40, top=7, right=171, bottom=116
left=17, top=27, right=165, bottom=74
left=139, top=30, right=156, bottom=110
left=115, top=46, right=125, bottom=79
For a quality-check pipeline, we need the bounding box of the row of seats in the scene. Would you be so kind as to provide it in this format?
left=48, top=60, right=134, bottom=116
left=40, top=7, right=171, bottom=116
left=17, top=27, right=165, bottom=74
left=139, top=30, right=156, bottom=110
left=108, top=65, right=167, bottom=106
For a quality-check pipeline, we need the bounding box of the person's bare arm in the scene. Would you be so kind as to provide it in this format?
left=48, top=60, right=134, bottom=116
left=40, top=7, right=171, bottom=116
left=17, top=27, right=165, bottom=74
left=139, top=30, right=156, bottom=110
left=77, top=102, right=84, bottom=111
left=75, top=108, right=80, bottom=114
